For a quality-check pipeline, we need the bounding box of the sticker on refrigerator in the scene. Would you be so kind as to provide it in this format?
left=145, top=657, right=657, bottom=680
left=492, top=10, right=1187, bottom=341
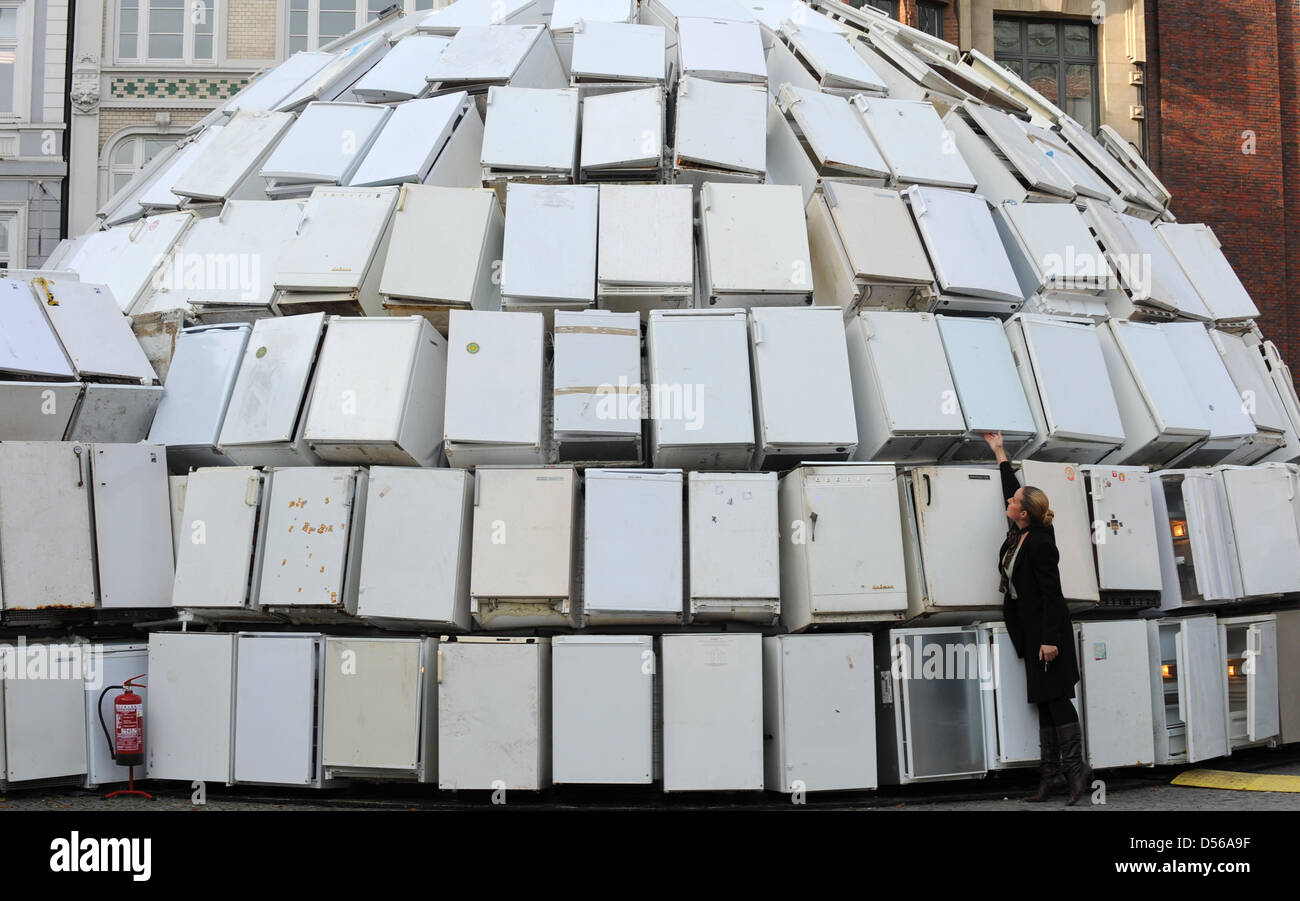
left=1094, top=642, right=1107, bottom=661
left=879, top=671, right=893, bottom=704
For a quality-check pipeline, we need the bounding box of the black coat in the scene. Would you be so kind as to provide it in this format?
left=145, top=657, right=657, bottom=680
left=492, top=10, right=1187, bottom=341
left=999, top=461, right=1080, bottom=705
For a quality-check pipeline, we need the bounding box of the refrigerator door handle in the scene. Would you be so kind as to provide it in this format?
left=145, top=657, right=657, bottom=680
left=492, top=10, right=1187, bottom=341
left=922, top=473, right=932, bottom=507
left=809, top=510, right=817, bottom=542
left=436, top=647, right=443, bottom=684
left=73, top=444, right=84, bottom=487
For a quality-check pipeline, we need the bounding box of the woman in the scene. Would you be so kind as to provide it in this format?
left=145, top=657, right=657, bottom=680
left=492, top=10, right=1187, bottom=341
left=984, top=430, right=1088, bottom=805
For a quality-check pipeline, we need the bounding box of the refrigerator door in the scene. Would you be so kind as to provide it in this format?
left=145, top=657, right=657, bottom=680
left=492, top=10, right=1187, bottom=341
left=501, top=184, right=598, bottom=303
left=987, top=627, right=1039, bottom=765
left=647, top=311, right=754, bottom=453
left=1001, top=201, right=1111, bottom=293
left=481, top=87, right=580, bottom=172
left=1180, top=617, right=1229, bottom=763
left=1156, top=223, right=1260, bottom=322
left=674, top=77, right=766, bottom=174
left=853, top=97, right=977, bottom=190
left=896, top=629, right=986, bottom=780
left=750, top=307, right=857, bottom=449
left=425, top=23, right=544, bottom=82
left=1107, top=320, right=1209, bottom=436
left=351, top=35, right=452, bottom=101
left=1084, top=466, right=1162, bottom=592
left=470, top=468, right=575, bottom=599
left=348, top=93, right=467, bottom=186
left=147, top=324, right=251, bottom=454
left=936, top=315, right=1036, bottom=436
left=1019, top=461, right=1100, bottom=603
left=444, top=310, right=544, bottom=446
left=222, top=51, right=334, bottom=112
left=57, top=212, right=193, bottom=313
left=261, top=102, right=389, bottom=183
left=770, top=634, right=876, bottom=792
left=1162, top=323, right=1256, bottom=443
left=580, top=87, right=663, bottom=170
left=584, top=470, right=682, bottom=618
left=323, top=638, right=422, bottom=772
left=302, top=317, right=422, bottom=446
left=357, top=468, right=472, bottom=628
left=700, top=183, right=811, bottom=295
left=234, top=634, right=319, bottom=786
left=677, top=17, right=765, bottom=82
left=1218, top=465, right=1300, bottom=596
left=172, top=110, right=296, bottom=201
left=257, top=467, right=359, bottom=609
left=91, top=444, right=175, bottom=609
left=146, top=633, right=234, bottom=784
left=219, top=313, right=326, bottom=451
left=689, top=472, right=779, bottom=600
left=571, top=21, right=665, bottom=82
left=1181, top=473, right=1242, bottom=601
left=853, top=311, right=965, bottom=434
left=277, top=32, right=390, bottom=110
left=907, top=186, right=1022, bottom=303
left=821, top=183, right=933, bottom=283
left=779, top=87, right=889, bottom=176
left=662, top=634, right=764, bottom=791
left=34, top=278, right=154, bottom=379
left=1077, top=620, right=1154, bottom=768
left=0, top=442, right=96, bottom=611
left=963, top=103, right=1075, bottom=197
left=0, top=279, right=75, bottom=379
left=597, top=184, right=693, bottom=287
left=553, top=310, right=641, bottom=441
left=438, top=639, right=549, bottom=790
left=172, top=468, right=262, bottom=609
left=801, top=466, right=906, bottom=613
left=1019, top=317, right=1125, bottom=444
left=380, top=185, right=501, bottom=305
left=552, top=636, right=654, bottom=784
left=2, top=646, right=88, bottom=783
left=912, top=467, right=1007, bottom=607
left=782, top=25, right=886, bottom=92
left=1247, top=622, right=1279, bottom=743
left=275, top=187, right=398, bottom=292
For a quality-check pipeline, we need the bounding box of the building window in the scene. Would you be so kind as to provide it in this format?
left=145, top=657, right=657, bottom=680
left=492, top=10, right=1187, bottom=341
left=994, top=15, right=1099, bottom=132
left=107, top=135, right=173, bottom=200
left=0, top=1, right=32, bottom=120
left=288, top=0, right=435, bottom=53
left=0, top=207, right=26, bottom=270
left=917, top=2, right=943, bottom=39
left=853, top=0, right=897, bottom=15
left=117, top=0, right=219, bottom=63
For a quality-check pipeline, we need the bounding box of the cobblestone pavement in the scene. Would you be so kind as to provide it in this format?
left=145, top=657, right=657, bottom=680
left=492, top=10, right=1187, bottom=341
left=2, top=748, right=1298, bottom=811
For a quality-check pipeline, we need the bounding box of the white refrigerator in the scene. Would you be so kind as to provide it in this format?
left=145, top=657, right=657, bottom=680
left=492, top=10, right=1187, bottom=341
left=1214, top=463, right=1300, bottom=597
left=763, top=634, right=876, bottom=793
left=689, top=471, right=780, bottom=624
left=0, top=641, right=88, bottom=788
left=697, top=183, right=814, bottom=309
left=470, top=466, right=580, bottom=629
left=935, top=314, right=1037, bottom=461
left=596, top=183, right=694, bottom=317
left=977, top=623, right=1046, bottom=771
left=583, top=469, right=684, bottom=625
left=438, top=637, right=551, bottom=791
left=234, top=632, right=333, bottom=788
left=552, top=309, right=642, bottom=463
left=777, top=464, right=907, bottom=629
left=302, top=315, right=447, bottom=467
left=443, top=310, right=546, bottom=467
left=899, top=466, right=1008, bottom=620
left=646, top=309, right=755, bottom=469
left=171, top=467, right=269, bottom=617
left=356, top=467, right=473, bottom=631
left=1080, top=464, right=1163, bottom=606
left=661, top=633, right=764, bottom=792
left=84, top=642, right=149, bottom=788
left=551, top=635, right=654, bottom=785
left=1076, top=619, right=1155, bottom=769
left=844, top=311, right=965, bottom=462
left=90, top=443, right=175, bottom=609
left=146, top=632, right=235, bottom=785
left=1149, top=469, right=1243, bottom=608
left=322, top=637, right=437, bottom=782
left=748, top=306, right=858, bottom=467
left=0, top=278, right=81, bottom=441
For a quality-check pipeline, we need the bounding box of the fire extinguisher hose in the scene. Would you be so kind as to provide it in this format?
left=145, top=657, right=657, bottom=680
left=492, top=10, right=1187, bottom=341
left=98, top=684, right=124, bottom=761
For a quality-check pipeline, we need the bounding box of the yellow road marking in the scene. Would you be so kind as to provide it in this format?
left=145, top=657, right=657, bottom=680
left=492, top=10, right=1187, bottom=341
left=1171, top=769, right=1300, bottom=792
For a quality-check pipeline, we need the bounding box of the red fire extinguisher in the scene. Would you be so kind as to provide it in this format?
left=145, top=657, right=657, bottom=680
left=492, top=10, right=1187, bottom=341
left=99, top=675, right=152, bottom=800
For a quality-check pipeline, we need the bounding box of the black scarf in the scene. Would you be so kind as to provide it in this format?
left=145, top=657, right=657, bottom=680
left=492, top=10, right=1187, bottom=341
left=996, top=524, right=1029, bottom=594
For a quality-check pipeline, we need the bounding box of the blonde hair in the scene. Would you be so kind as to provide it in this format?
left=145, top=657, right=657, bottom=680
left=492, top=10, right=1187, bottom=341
left=1021, top=486, right=1055, bottom=527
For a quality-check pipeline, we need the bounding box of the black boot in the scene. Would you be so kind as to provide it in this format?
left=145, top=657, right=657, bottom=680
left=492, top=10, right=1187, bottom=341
left=1058, top=722, right=1091, bottom=806
left=1025, top=726, right=1063, bottom=802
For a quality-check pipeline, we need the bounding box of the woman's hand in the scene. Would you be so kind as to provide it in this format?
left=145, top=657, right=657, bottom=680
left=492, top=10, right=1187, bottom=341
left=983, top=430, right=1008, bottom=462
left=1039, top=644, right=1058, bottom=664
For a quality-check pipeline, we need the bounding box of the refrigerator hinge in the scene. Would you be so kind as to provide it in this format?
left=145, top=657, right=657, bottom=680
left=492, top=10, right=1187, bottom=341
left=245, top=475, right=262, bottom=506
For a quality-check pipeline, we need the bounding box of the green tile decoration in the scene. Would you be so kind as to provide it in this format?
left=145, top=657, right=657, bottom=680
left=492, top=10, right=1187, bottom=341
left=110, top=77, right=249, bottom=101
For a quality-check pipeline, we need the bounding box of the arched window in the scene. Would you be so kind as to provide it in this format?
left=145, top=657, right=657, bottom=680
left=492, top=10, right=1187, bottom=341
left=107, top=134, right=175, bottom=201
left=288, top=0, right=437, bottom=53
